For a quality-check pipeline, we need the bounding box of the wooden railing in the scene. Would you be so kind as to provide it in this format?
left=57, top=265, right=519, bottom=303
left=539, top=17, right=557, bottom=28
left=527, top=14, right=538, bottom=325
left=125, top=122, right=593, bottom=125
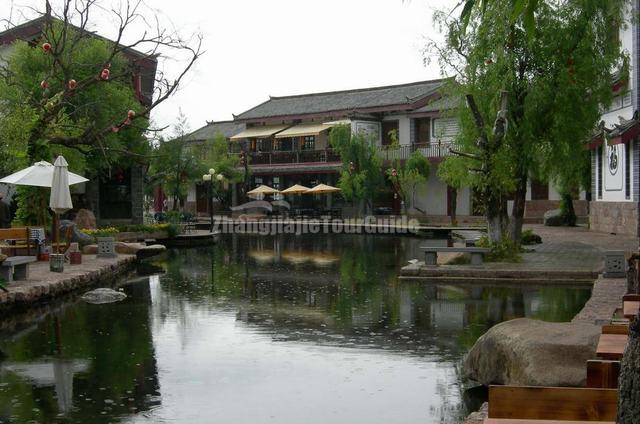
left=233, top=143, right=455, bottom=167
left=377, top=142, right=456, bottom=161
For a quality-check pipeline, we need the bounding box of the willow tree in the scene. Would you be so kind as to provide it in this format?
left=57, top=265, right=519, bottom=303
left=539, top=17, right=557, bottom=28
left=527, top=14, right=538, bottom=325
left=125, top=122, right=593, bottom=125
left=0, top=0, right=202, bottom=224
left=329, top=124, right=384, bottom=216
left=430, top=0, right=626, bottom=244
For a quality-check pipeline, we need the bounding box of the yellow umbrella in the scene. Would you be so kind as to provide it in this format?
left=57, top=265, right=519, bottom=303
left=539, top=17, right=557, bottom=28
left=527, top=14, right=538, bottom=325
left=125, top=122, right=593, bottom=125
left=306, top=184, right=341, bottom=194
left=280, top=184, right=310, bottom=195
left=246, top=184, right=280, bottom=195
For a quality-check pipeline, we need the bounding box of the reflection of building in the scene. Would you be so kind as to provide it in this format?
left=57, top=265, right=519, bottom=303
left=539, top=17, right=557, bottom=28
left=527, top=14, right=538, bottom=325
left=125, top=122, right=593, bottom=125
left=2, top=359, right=89, bottom=414
left=0, top=17, right=158, bottom=226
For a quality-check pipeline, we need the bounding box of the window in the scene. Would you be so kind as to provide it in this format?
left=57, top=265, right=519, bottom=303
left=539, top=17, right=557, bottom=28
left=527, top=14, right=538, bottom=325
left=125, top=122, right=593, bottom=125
left=302, top=136, right=315, bottom=150
left=274, top=138, right=293, bottom=151
left=432, top=118, right=460, bottom=139
left=415, top=118, right=431, bottom=144
left=625, top=142, right=631, bottom=199
left=597, top=145, right=603, bottom=199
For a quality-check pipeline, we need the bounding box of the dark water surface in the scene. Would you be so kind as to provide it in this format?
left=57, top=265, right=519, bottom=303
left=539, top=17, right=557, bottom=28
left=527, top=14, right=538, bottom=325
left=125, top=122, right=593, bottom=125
left=0, top=234, right=591, bottom=423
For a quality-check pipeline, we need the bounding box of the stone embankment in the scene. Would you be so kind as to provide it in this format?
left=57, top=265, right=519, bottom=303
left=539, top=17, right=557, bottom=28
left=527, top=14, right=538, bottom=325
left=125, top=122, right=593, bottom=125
left=0, top=255, right=137, bottom=312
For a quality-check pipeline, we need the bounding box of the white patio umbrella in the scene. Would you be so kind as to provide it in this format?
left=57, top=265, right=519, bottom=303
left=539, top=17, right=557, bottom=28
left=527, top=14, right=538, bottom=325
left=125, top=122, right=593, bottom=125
left=49, top=156, right=74, bottom=253
left=0, top=161, right=88, bottom=187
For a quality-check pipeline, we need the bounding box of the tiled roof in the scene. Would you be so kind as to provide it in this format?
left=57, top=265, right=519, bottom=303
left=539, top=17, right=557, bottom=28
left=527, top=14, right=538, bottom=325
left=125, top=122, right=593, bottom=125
left=235, top=79, right=446, bottom=121
left=184, top=120, right=246, bottom=142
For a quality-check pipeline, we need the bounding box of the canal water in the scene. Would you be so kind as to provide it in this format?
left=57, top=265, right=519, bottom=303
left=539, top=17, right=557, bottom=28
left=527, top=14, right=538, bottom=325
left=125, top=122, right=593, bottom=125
left=0, top=234, right=591, bottom=423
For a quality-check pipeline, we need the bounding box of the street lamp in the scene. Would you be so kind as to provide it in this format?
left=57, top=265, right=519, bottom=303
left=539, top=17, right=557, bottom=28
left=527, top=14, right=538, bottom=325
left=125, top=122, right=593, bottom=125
left=202, top=169, right=225, bottom=233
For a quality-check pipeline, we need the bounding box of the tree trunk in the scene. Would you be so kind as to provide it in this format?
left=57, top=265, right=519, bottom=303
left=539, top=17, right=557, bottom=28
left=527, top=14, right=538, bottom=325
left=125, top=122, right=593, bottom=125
left=617, top=315, right=640, bottom=422
left=450, top=187, right=458, bottom=224
left=485, top=190, right=505, bottom=243
left=509, top=173, right=527, bottom=244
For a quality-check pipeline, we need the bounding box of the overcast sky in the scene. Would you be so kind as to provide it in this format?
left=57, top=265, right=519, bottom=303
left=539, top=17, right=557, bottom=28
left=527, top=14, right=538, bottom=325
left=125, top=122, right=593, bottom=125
left=1, top=0, right=455, bottom=134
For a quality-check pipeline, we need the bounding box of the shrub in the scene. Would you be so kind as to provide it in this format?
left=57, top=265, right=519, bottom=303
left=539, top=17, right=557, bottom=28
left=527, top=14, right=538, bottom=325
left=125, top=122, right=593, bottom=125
left=475, top=236, right=522, bottom=262
left=521, top=229, right=542, bottom=245
left=80, top=227, right=119, bottom=237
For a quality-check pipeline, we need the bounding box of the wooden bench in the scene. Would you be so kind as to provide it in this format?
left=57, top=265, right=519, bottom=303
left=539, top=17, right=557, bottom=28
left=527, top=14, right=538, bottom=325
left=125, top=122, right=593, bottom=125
left=0, top=227, right=42, bottom=256
left=486, top=385, right=617, bottom=421
left=596, top=333, right=628, bottom=360
left=601, top=323, right=629, bottom=335
left=586, top=360, right=620, bottom=389
left=0, top=256, right=37, bottom=282
left=421, top=246, right=491, bottom=265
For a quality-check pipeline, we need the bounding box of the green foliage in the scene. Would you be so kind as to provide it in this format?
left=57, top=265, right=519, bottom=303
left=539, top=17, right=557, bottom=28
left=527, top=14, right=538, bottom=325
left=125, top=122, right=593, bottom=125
left=329, top=124, right=384, bottom=214
left=475, top=235, right=522, bottom=262
left=201, top=132, right=245, bottom=208
left=387, top=151, right=430, bottom=213
left=520, top=228, right=542, bottom=245
left=433, top=0, right=627, bottom=241
left=0, top=23, right=149, bottom=171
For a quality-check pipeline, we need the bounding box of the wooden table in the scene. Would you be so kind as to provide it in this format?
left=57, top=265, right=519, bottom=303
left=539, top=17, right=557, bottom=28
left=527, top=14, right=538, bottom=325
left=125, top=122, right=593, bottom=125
left=596, top=333, right=628, bottom=360
left=484, top=420, right=614, bottom=423
left=623, top=300, right=639, bottom=320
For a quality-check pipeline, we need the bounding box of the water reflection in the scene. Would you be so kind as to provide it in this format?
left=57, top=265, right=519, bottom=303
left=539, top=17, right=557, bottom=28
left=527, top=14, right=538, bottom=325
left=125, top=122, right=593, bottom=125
left=0, top=233, right=591, bottom=424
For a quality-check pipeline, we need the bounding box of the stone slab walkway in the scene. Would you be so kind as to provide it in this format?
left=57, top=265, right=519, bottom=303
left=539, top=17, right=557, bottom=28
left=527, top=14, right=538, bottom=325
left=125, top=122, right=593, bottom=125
left=0, top=255, right=136, bottom=310
left=402, top=224, right=639, bottom=280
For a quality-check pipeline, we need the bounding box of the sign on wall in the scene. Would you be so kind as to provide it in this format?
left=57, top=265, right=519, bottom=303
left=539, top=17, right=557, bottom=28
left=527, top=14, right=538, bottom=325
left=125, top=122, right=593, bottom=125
left=605, top=143, right=623, bottom=191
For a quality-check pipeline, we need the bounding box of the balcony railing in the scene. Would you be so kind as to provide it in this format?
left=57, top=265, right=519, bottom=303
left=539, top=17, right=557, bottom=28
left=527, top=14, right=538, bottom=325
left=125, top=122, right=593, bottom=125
left=234, top=143, right=455, bottom=167
left=239, top=149, right=342, bottom=166
left=377, top=142, right=456, bottom=161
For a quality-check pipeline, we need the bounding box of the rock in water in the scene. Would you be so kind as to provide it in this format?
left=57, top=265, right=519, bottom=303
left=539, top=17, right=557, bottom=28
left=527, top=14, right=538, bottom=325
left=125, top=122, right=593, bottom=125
left=81, top=288, right=127, bottom=304
left=136, top=244, right=166, bottom=260
left=464, top=318, right=600, bottom=387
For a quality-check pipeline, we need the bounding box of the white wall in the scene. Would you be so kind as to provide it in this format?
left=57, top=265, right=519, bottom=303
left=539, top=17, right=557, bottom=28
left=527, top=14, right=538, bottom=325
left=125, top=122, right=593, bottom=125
left=409, top=163, right=472, bottom=216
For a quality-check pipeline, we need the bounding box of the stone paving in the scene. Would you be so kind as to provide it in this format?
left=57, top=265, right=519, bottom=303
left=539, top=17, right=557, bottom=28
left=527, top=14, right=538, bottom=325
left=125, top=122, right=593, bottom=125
left=0, top=254, right=136, bottom=310
left=403, top=224, right=639, bottom=280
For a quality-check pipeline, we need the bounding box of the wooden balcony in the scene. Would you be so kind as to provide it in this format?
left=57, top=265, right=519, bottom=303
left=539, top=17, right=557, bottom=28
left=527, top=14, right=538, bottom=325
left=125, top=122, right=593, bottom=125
left=233, top=143, right=454, bottom=167
left=377, top=142, right=456, bottom=161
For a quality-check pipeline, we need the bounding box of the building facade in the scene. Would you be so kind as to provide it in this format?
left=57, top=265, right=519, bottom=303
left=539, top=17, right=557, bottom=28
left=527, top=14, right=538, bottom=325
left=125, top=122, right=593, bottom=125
left=186, top=79, right=576, bottom=220
left=588, top=2, right=640, bottom=235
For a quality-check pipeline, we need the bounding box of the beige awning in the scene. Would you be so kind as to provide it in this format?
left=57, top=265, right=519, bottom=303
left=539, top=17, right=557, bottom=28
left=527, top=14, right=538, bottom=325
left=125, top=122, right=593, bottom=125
left=230, top=125, right=289, bottom=140
left=275, top=123, right=333, bottom=138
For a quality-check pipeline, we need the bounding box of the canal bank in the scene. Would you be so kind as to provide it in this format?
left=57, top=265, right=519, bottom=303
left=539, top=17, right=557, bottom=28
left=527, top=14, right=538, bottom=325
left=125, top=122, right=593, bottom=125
left=0, top=255, right=137, bottom=313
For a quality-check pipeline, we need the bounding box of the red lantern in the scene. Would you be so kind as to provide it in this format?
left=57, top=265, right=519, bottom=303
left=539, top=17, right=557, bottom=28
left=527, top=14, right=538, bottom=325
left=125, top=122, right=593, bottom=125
left=485, top=58, right=493, bottom=65
left=111, top=126, right=120, bottom=133
left=40, top=80, right=49, bottom=89
left=127, top=110, right=136, bottom=119
left=100, top=68, right=110, bottom=80
left=123, top=118, right=131, bottom=126
left=391, top=169, right=398, bottom=177
left=68, top=79, right=77, bottom=90
left=42, top=42, right=51, bottom=52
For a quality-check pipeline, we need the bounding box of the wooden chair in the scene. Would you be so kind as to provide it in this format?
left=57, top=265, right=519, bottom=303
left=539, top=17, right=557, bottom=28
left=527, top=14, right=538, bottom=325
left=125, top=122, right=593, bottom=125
left=486, top=385, right=617, bottom=421
left=0, top=227, right=41, bottom=256
left=586, top=360, right=620, bottom=389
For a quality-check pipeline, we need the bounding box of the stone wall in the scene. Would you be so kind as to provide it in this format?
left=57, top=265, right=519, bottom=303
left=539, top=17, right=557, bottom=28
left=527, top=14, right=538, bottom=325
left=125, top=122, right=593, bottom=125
left=589, top=201, right=639, bottom=236
left=525, top=200, right=589, bottom=219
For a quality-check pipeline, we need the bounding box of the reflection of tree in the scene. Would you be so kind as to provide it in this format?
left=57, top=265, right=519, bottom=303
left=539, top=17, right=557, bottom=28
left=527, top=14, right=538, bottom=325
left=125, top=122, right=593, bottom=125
left=0, top=282, right=159, bottom=423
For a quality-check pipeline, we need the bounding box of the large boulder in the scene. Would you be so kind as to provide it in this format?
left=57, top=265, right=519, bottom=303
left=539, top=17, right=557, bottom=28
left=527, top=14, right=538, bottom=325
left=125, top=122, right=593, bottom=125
left=81, top=288, right=127, bottom=304
left=464, top=318, right=600, bottom=387
left=74, top=209, right=97, bottom=230
left=543, top=209, right=564, bottom=226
